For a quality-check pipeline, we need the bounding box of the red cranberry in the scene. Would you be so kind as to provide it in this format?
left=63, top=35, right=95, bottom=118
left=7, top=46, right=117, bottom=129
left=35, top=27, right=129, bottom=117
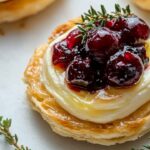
left=52, top=40, right=76, bottom=69
left=91, top=61, right=107, bottom=90
left=112, top=16, right=150, bottom=43
left=66, top=29, right=82, bottom=49
left=123, top=44, right=149, bottom=66
left=66, top=56, right=107, bottom=91
left=52, top=40, right=67, bottom=68
left=105, top=19, right=116, bottom=28
left=106, top=51, right=144, bottom=87
left=86, top=27, right=120, bottom=63
left=95, top=21, right=101, bottom=27
left=112, top=17, right=126, bottom=31
left=66, top=56, right=94, bottom=90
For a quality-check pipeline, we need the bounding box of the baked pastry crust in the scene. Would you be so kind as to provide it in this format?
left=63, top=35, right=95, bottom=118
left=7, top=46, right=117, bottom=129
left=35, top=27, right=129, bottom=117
left=134, top=0, right=150, bottom=11
left=0, top=0, right=55, bottom=23
left=24, top=18, right=150, bottom=146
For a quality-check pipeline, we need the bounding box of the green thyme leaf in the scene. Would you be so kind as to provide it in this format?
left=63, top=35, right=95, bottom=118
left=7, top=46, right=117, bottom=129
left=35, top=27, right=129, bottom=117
left=0, top=116, right=3, bottom=122
left=90, top=6, right=97, bottom=16
left=126, top=5, right=131, bottom=15
left=101, top=5, right=107, bottom=16
left=78, top=26, right=86, bottom=33
left=122, top=8, right=127, bottom=14
left=77, top=4, right=133, bottom=43
left=0, top=116, right=31, bottom=150
left=3, top=119, right=11, bottom=128
left=115, top=4, right=121, bottom=13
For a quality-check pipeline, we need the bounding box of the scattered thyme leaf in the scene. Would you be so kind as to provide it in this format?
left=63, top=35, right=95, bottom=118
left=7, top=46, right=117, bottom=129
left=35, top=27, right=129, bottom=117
left=0, top=116, right=31, bottom=150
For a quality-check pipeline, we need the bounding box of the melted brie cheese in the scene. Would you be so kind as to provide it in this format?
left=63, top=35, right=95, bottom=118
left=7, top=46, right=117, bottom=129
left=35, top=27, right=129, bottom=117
left=41, top=27, right=150, bottom=123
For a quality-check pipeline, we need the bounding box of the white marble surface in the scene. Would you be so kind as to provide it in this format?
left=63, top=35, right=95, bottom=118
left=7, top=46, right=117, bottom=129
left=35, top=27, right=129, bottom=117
left=0, top=0, right=150, bottom=149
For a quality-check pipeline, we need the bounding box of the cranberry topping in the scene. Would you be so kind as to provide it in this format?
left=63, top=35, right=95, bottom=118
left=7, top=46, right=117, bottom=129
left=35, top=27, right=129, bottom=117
left=52, top=14, right=150, bottom=91
left=66, top=56, right=106, bottom=91
left=91, top=61, right=107, bottom=90
left=66, top=56, right=94, bottom=90
left=52, top=39, right=87, bottom=69
left=52, top=40, right=72, bottom=69
left=86, top=27, right=120, bottom=63
left=66, top=29, right=82, bottom=49
left=112, top=16, right=150, bottom=44
left=123, top=44, right=149, bottom=66
left=106, top=51, right=144, bottom=86
left=105, top=19, right=116, bottom=28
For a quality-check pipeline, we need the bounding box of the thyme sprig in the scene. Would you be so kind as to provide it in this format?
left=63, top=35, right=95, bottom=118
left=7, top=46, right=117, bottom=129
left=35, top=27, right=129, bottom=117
left=77, top=4, right=132, bottom=43
left=0, top=116, right=31, bottom=150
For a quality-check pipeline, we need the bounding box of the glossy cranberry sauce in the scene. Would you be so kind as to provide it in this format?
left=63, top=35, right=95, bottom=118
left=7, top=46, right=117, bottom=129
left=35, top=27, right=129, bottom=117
left=52, top=16, right=150, bottom=91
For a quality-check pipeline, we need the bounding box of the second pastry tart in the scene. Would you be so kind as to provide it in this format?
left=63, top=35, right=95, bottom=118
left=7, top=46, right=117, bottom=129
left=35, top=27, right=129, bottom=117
left=24, top=4, right=150, bottom=146
left=0, top=0, right=55, bottom=23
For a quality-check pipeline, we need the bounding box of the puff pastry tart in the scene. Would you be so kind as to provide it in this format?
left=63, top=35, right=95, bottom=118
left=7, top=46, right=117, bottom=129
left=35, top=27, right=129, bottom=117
left=134, top=0, right=150, bottom=11
left=0, top=0, right=55, bottom=23
left=24, top=4, right=150, bottom=146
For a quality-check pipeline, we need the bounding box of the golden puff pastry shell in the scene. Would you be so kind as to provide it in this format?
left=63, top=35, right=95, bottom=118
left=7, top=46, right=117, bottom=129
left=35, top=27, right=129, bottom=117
left=24, top=18, right=150, bottom=145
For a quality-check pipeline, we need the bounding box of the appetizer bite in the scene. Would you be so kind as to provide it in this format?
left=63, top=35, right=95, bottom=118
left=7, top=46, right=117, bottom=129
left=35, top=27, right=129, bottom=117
left=0, top=0, right=55, bottom=23
left=24, top=4, right=150, bottom=145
